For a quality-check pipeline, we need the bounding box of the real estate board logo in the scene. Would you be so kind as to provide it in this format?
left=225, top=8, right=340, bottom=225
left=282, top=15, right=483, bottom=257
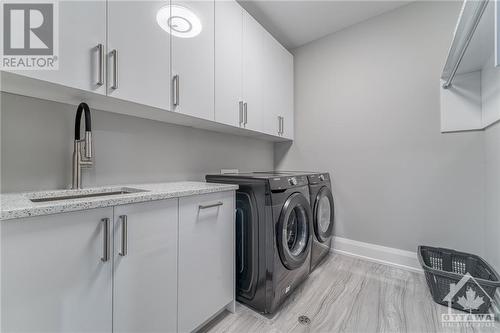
left=440, top=273, right=497, bottom=328
left=1, top=1, right=58, bottom=69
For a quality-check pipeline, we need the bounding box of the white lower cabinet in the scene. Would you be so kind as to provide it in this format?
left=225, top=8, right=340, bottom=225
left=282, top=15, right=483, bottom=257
left=1, top=208, right=114, bottom=333
left=1, top=191, right=235, bottom=333
left=178, top=191, right=235, bottom=332
left=113, top=199, right=178, bottom=333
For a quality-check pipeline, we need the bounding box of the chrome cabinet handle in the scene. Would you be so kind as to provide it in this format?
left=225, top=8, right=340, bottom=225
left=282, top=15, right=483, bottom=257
left=277, top=116, right=281, bottom=135
left=101, top=218, right=111, bottom=262
left=280, top=116, right=284, bottom=135
left=243, top=102, right=248, bottom=125
left=119, top=215, right=128, bottom=257
left=199, top=202, right=223, bottom=210
left=239, top=101, right=244, bottom=126
left=173, top=75, right=180, bottom=107
left=110, top=49, right=118, bottom=89
left=96, top=43, right=104, bottom=86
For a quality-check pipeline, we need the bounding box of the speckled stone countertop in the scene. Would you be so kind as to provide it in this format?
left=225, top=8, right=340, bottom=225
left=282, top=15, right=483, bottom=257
left=1, top=181, right=238, bottom=221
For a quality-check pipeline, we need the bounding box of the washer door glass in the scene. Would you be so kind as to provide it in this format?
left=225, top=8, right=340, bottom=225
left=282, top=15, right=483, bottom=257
left=277, top=192, right=312, bottom=270
left=314, top=186, right=334, bottom=242
left=286, top=206, right=308, bottom=256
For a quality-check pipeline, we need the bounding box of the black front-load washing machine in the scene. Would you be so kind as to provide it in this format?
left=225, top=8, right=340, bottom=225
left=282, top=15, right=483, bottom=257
left=205, top=172, right=312, bottom=314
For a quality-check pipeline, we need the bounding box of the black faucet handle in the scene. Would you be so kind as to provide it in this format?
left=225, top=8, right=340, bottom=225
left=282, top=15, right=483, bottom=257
left=75, top=102, right=92, bottom=141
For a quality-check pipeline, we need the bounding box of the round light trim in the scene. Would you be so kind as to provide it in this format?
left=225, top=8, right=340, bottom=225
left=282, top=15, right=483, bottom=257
left=156, top=5, right=202, bottom=38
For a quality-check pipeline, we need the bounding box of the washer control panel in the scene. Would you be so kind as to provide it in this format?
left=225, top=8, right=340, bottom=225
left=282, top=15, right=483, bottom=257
left=269, top=175, right=308, bottom=190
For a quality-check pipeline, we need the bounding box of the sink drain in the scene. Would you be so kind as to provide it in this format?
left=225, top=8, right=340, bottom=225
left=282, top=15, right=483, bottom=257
left=298, top=315, right=311, bottom=326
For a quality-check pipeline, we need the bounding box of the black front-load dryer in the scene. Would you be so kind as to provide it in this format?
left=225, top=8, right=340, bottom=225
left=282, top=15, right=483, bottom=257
left=307, top=173, right=334, bottom=271
left=206, top=172, right=312, bottom=314
left=253, top=171, right=335, bottom=271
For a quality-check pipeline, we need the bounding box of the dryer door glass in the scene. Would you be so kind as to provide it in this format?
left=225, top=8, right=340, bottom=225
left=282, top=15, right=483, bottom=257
left=277, top=192, right=312, bottom=270
left=317, top=196, right=331, bottom=233
left=314, top=186, right=334, bottom=242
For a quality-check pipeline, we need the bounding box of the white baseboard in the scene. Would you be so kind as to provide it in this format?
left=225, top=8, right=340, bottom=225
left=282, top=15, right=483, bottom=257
left=331, top=236, right=423, bottom=273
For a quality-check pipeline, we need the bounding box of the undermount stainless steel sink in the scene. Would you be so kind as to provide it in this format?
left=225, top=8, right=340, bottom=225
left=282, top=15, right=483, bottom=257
left=30, top=187, right=148, bottom=203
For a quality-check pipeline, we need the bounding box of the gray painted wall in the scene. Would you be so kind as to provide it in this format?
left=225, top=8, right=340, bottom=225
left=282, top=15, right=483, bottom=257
left=275, top=1, right=487, bottom=255
left=484, top=121, right=500, bottom=272
left=0, top=1, right=495, bottom=266
left=1, top=92, right=274, bottom=192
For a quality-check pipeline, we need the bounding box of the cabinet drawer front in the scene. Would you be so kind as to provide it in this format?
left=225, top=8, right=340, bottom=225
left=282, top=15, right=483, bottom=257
left=178, top=191, right=235, bottom=332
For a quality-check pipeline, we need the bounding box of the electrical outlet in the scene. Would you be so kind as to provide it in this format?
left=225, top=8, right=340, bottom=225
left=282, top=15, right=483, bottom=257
left=220, top=169, right=239, bottom=174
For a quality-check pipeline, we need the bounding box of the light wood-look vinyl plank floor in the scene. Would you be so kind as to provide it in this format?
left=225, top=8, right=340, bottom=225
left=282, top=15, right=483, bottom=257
left=203, top=253, right=499, bottom=333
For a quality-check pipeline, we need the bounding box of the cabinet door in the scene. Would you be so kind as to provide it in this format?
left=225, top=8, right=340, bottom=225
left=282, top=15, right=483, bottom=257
left=107, top=1, right=171, bottom=110
left=172, top=0, right=215, bottom=120
left=279, top=46, right=294, bottom=139
left=215, top=0, right=243, bottom=127
left=242, top=11, right=265, bottom=132
left=178, top=191, right=234, bottom=332
left=1, top=208, right=113, bottom=333
left=261, top=30, right=282, bottom=136
left=113, top=199, right=178, bottom=333
left=260, top=31, right=294, bottom=139
left=13, top=0, right=106, bottom=94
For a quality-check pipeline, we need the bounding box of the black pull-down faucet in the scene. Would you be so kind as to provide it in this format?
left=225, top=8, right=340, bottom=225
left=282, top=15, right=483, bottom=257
left=72, top=102, right=93, bottom=189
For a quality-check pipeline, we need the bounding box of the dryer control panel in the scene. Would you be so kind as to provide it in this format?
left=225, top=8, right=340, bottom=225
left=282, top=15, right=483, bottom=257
left=308, top=173, right=330, bottom=185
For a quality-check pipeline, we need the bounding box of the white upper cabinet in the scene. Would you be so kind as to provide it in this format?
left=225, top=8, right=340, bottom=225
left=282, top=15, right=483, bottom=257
left=215, top=0, right=243, bottom=127
left=107, top=1, right=171, bottom=110
left=278, top=45, right=294, bottom=139
left=2, top=0, right=293, bottom=140
left=13, top=0, right=107, bottom=95
left=171, top=0, right=215, bottom=120
left=261, top=29, right=282, bottom=136
left=242, top=11, right=266, bottom=133
left=113, top=200, right=178, bottom=333
left=215, top=0, right=294, bottom=138
left=1, top=208, right=113, bottom=333
left=259, top=26, right=294, bottom=138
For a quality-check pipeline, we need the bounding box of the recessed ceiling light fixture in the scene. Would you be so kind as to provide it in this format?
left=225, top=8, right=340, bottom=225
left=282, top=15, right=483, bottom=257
left=156, top=5, right=202, bottom=38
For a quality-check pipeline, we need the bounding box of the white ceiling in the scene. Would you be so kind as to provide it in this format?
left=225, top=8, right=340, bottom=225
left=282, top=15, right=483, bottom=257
left=237, top=1, right=412, bottom=50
